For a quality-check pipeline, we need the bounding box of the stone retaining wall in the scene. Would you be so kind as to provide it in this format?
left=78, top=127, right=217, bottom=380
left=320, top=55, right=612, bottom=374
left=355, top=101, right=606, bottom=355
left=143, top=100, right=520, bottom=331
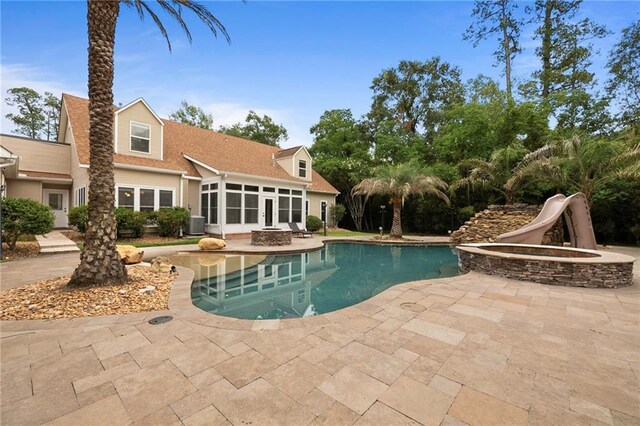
left=458, top=249, right=633, bottom=288
left=451, top=204, right=563, bottom=245
left=251, top=229, right=292, bottom=246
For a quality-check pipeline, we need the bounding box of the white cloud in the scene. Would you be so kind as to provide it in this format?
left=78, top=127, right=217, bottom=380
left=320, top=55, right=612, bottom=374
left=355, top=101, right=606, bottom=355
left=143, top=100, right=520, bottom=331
left=0, top=62, right=83, bottom=135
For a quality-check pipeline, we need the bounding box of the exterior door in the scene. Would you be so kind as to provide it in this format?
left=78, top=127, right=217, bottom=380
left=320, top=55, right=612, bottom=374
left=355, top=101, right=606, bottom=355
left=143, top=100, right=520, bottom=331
left=263, top=197, right=275, bottom=228
left=44, top=189, right=68, bottom=228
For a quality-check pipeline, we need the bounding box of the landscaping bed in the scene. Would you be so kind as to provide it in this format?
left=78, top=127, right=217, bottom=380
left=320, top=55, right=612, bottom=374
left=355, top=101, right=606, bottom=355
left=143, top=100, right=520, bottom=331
left=1, top=241, right=40, bottom=262
left=0, top=266, right=176, bottom=320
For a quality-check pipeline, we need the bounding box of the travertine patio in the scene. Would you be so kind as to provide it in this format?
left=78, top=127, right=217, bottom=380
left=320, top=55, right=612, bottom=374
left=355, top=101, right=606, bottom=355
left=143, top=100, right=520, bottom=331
left=1, top=243, right=638, bottom=425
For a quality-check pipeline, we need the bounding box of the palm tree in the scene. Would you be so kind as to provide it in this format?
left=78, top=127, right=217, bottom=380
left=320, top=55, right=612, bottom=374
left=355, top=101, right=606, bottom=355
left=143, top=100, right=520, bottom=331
left=68, top=0, right=228, bottom=287
left=451, top=144, right=527, bottom=204
left=507, top=136, right=640, bottom=206
left=353, top=163, right=450, bottom=239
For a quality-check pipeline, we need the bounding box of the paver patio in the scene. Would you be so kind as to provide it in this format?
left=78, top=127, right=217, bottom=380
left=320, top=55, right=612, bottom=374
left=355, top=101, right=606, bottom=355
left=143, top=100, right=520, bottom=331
left=1, top=241, right=638, bottom=425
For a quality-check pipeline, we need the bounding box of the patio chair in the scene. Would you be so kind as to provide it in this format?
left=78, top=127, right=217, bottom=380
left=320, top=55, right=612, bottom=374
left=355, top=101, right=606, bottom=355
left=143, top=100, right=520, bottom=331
left=288, top=222, right=313, bottom=238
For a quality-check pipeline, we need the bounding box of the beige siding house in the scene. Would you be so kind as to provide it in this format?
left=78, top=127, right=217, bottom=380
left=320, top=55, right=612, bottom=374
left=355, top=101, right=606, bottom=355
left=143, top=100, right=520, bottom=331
left=0, top=94, right=338, bottom=236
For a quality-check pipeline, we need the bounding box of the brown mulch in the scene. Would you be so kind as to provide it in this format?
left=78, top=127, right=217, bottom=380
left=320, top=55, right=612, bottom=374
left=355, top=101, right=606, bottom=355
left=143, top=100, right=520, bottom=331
left=0, top=266, right=177, bottom=320
left=60, top=230, right=83, bottom=242
left=1, top=242, right=40, bottom=262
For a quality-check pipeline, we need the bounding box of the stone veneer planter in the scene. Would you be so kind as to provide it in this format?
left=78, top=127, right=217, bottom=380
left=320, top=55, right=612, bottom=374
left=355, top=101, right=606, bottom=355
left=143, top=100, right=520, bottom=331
left=251, top=228, right=292, bottom=246
left=457, top=243, right=634, bottom=288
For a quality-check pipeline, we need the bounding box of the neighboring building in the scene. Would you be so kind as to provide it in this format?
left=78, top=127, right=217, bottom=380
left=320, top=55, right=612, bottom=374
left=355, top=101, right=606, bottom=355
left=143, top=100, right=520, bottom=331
left=0, top=94, right=338, bottom=237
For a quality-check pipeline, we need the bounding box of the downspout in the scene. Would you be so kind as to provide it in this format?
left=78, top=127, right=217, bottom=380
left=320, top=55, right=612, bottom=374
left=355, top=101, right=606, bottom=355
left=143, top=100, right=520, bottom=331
left=221, top=173, right=227, bottom=240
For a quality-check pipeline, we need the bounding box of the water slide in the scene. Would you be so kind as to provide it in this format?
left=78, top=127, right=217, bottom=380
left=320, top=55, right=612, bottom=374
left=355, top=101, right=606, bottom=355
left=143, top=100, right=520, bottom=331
left=496, top=193, right=598, bottom=250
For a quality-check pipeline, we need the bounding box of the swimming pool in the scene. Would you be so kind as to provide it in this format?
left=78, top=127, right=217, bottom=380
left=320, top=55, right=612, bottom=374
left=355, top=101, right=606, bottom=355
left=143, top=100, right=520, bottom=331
left=171, top=242, right=460, bottom=320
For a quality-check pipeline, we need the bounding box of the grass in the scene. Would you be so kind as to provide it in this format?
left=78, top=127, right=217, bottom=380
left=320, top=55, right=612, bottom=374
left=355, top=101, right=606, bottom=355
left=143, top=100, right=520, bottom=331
left=129, top=238, right=202, bottom=248
left=320, top=230, right=378, bottom=237
left=77, top=237, right=202, bottom=251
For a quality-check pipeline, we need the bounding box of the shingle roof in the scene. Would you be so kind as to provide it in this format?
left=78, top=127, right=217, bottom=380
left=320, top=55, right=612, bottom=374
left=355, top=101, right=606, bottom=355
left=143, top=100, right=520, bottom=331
left=274, top=146, right=302, bottom=159
left=63, top=94, right=338, bottom=194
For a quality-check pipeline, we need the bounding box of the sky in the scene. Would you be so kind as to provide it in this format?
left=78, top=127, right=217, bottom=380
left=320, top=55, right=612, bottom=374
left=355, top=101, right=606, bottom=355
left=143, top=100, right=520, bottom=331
left=1, top=1, right=638, bottom=147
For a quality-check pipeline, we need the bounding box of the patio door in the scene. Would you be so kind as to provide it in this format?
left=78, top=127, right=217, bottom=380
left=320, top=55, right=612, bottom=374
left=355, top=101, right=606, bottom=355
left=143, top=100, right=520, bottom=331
left=43, top=189, right=68, bottom=228
left=263, top=196, right=275, bottom=228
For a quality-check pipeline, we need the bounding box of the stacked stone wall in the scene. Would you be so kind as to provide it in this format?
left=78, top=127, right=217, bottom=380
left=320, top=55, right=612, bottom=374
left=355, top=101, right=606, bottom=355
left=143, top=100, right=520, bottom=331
left=458, top=250, right=633, bottom=288
left=451, top=204, right=563, bottom=245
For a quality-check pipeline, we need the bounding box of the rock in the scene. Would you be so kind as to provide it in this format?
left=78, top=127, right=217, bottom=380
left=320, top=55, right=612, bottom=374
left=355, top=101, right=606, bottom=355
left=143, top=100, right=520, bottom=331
left=198, top=238, right=226, bottom=251
left=150, top=256, right=173, bottom=274
left=117, top=245, right=144, bottom=264
left=138, top=285, right=155, bottom=294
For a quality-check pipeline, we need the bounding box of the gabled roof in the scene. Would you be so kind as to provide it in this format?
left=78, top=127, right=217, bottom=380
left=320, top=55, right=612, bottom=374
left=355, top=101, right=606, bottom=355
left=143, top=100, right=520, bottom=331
left=62, top=94, right=338, bottom=193
left=275, top=145, right=303, bottom=159
left=115, top=98, right=164, bottom=125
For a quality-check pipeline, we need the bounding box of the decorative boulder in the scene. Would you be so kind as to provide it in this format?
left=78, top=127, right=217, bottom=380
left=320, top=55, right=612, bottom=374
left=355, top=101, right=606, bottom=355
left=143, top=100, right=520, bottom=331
left=150, top=256, right=173, bottom=273
left=198, top=237, right=226, bottom=251
left=117, top=245, right=144, bottom=264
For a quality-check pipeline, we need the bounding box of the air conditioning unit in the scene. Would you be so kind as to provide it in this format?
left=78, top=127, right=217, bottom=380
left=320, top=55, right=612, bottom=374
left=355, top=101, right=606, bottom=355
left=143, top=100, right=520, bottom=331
left=188, top=216, right=205, bottom=235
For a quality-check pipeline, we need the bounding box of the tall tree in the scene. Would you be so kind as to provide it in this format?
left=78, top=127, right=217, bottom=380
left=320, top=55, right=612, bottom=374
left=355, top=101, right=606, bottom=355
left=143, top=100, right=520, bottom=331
left=43, top=92, right=61, bottom=141
left=368, top=58, right=464, bottom=141
left=169, top=100, right=214, bottom=129
left=526, top=0, right=609, bottom=133
left=464, top=0, right=524, bottom=102
left=606, top=19, right=640, bottom=135
left=4, top=88, right=46, bottom=139
left=219, top=110, right=288, bottom=147
left=68, top=0, right=228, bottom=287
left=309, top=109, right=372, bottom=230
left=353, top=162, right=450, bottom=238
left=530, top=1, right=608, bottom=100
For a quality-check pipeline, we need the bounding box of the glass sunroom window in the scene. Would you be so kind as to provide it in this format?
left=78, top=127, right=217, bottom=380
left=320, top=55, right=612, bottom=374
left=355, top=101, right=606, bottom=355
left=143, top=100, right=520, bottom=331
left=226, top=192, right=242, bottom=224
left=278, top=196, right=290, bottom=223
left=245, top=194, right=259, bottom=224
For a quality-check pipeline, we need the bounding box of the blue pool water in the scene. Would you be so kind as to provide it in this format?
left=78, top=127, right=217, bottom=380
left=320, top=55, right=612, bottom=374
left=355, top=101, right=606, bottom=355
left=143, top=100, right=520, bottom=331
left=173, top=242, right=460, bottom=320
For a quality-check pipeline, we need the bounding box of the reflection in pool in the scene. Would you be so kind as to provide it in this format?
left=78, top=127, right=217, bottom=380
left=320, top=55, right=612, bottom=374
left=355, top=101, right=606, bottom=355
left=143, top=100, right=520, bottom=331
left=171, top=242, right=460, bottom=320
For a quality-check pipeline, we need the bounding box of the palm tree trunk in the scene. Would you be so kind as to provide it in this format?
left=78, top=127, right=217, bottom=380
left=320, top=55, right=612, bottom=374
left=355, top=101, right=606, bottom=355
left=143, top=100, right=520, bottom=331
left=68, top=0, right=127, bottom=286
left=390, top=197, right=403, bottom=239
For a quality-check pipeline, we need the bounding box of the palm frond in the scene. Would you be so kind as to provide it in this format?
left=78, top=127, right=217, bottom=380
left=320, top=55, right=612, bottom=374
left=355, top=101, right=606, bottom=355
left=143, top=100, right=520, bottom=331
left=122, top=0, right=230, bottom=52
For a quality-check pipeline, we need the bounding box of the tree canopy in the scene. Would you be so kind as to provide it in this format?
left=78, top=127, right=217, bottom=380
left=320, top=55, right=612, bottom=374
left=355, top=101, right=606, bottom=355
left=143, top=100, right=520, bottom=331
left=169, top=100, right=214, bottom=130
left=219, top=110, right=288, bottom=147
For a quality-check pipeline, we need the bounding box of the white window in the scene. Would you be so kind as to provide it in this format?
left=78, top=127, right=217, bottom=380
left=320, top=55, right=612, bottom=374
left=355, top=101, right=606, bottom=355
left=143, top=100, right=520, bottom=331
left=130, top=122, right=150, bottom=153
left=139, top=188, right=155, bottom=213
left=76, top=186, right=86, bottom=206
left=118, top=187, right=135, bottom=210
left=226, top=185, right=242, bottom=224
left=116, top=185, right=174, bottom=212
left=201, top=183, right=218, bottom=224
left=299, top=160, right=307, bottom=178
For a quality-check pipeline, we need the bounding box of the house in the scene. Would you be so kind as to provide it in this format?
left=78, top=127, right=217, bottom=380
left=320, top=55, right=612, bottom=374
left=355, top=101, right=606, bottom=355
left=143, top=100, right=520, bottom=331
left=0, top=94, right=339, bottom=237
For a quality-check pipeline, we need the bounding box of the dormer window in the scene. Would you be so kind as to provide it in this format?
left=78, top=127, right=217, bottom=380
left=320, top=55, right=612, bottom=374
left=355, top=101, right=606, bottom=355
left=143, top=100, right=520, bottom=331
left=299, top=159, right=307, bottom=178
left=130, top=122, right=150, bottom=153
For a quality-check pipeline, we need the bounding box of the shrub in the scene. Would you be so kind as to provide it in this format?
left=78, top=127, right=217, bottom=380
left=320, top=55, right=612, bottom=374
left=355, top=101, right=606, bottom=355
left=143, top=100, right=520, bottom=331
left=306, top=215, right=323, bottom=232
left=115, top=208, right=148, bottom=238
left=329, top=204, right=346, bottom=227
left=150, top=207, right=190, bottom=237
left=458, top=205, right=475, bottom=223
left=68, top=205, right=88, bottom=233
left=1, top=197, right=54, bottom=250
